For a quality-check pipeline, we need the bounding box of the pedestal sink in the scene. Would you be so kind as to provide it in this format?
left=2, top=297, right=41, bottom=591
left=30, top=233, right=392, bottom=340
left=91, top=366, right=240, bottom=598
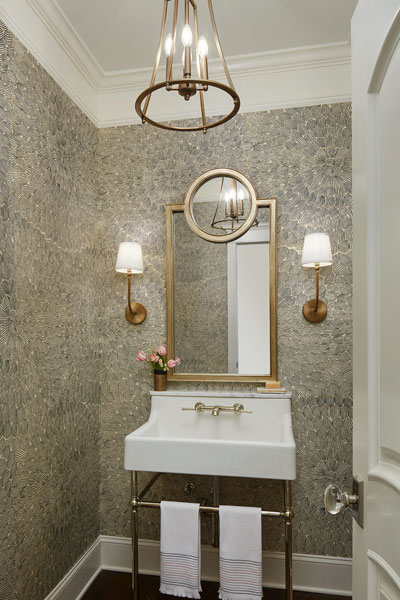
left=124, top=391, right=296, bottom=480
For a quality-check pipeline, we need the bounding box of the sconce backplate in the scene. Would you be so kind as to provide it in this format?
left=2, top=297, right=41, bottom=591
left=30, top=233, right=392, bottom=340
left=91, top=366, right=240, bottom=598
left=125, top=302, right=147, bottom=325
left=302, top=299, right=327, bottom=324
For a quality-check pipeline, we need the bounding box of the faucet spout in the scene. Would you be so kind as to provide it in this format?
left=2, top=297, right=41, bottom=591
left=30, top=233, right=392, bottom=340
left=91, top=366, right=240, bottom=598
left=212, top=406, right=220, bottom=416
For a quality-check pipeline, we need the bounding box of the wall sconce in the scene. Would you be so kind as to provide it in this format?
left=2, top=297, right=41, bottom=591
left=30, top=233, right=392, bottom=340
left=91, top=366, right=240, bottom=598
left=302, top=233, right=332, bottom=323
left=115, top=242, right=147, bottom=325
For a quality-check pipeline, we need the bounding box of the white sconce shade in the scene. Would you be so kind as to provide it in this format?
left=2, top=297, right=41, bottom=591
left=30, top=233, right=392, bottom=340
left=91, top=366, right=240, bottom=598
left=302, top=233, right=332, bottom=267
left=115, top=242, right=143, bottom=274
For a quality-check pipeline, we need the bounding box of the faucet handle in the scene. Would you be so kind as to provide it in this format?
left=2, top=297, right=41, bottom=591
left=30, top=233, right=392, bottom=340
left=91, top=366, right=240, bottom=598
left=182, top=402, right=205, bottom=412
left=233, top=403, right=252, bottom=414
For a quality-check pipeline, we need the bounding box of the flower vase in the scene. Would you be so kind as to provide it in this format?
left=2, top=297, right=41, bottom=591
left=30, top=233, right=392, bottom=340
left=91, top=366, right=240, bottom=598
left=154, top=370, right=167, bottom=391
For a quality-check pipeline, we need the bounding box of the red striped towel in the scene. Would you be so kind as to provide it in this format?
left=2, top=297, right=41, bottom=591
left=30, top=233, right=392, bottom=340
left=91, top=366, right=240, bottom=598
left=219, top=505, right=262, bottom=600
left=160, top=501, right=202, bottom=598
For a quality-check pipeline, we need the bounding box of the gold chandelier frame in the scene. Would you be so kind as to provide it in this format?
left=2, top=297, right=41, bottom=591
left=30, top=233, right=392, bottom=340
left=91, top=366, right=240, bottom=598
left=211, top=176, right=246, bottom=233
left=135, top=0, right=240, bottom=133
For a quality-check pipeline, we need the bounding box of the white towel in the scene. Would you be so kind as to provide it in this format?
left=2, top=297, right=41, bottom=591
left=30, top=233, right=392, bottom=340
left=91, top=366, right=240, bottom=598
left=160, top=501, right=202, bottom=599
left=219, top=505, right=262, bottom=600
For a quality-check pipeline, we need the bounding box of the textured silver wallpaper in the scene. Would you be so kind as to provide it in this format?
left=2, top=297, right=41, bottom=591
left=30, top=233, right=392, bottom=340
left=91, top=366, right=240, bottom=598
left=0, top=23, right=101, bottom=600
left=0, top=18, right=352, bottom=600
left=96, top=103, right=352, bottom=556
left=174, top=207, right=228, bottom=373
left=0, top=21, right=18, bottom=600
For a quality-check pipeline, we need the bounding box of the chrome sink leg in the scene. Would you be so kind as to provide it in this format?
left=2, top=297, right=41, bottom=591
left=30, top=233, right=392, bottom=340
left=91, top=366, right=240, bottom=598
left=284, top=480, right=293, bottom=600
left=130, top=471, right=139, bottom=600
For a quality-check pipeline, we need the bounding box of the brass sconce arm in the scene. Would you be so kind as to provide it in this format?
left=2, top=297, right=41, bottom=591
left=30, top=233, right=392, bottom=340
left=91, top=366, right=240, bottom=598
left=302, top=233, right=332, bottom=324
left=116, top=242, right=147, bottom=325
left=126, top=271, right=147, bottom=325
left=302, top=263, right=327, bottom=323
left=315, top=263, right=320, bottom=310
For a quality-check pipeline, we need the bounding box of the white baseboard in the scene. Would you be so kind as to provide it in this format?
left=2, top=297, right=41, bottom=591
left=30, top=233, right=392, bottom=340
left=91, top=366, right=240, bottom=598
left=44, top=537, right=102, bottom=600
left=46, top=535, right=352, bottom=599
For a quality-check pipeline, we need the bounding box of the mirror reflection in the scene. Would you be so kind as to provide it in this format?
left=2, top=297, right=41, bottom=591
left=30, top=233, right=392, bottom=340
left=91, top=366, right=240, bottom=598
left=191, top=176, right=252, bottom=237
left=173, top=206, right=271, bottom=376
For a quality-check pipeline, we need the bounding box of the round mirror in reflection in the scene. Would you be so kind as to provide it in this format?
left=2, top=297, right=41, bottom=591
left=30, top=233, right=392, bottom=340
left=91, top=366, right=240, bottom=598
left=192, top=177, right=251, bottom=236
left=184, top=169, right=258, bottom=243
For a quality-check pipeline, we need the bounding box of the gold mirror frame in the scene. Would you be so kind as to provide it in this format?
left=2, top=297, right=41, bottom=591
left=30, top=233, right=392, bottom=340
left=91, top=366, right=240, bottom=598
left=184, top=168, right=259, bottom=243
left=166, top=196, right=278, bottom=384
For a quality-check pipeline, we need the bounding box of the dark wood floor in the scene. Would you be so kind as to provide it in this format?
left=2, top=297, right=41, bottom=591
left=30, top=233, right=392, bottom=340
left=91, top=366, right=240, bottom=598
left=82, top=571, right=350, bottom=600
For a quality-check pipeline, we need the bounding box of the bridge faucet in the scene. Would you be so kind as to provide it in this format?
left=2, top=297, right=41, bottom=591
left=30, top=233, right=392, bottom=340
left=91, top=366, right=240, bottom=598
left=181, top=402, right=252, bottom=415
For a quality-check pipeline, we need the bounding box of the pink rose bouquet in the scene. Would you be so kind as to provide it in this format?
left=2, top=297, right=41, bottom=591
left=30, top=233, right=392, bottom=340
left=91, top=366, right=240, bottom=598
left=135, top=344, right=182, bottom=373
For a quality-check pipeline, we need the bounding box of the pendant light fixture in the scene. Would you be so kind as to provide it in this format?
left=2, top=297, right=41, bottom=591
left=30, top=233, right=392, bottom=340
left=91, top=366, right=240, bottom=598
left=211, top=177, right=245, bottom=233
left=211, top=177, right=258, bottom=234
left=135, top=0, right=240, bottom=134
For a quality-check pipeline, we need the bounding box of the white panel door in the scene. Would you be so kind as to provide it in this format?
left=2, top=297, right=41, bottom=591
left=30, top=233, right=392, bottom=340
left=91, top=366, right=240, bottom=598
left=236, top=241, right=269, bottom=374
left=352, top=1, right=400, bottom=598
left=227, top=225, right=270, bottom=374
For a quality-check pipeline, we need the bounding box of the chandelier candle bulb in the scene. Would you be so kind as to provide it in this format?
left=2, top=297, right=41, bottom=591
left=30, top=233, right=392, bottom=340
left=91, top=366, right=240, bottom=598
left=164, top=33, right=173, bottom=57
left=198, top=36, right=208, bottom=57
left=230, top=190, right=238, bottom=218
left=238, top=189, right=245, bottom=216
left=165, top=33, right=173, bottom=80
left=224, top=192, right=231, bottom=217
left=181, top=24, right=193, bottom=47
left=182, top=11, right=192, bottom=82
left=198, top=35, right=209, bottom=81
left=182, top=16, right=192, bottom=78
left=230, top=181, right=238, bottom=218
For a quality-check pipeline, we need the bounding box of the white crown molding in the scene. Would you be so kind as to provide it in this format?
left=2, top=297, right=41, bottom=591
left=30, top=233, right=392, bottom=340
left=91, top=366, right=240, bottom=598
left=97, top=94, right=352, bottom=130
left=28, top=0, right=104, bottom=87
left=44, top=535, right=352, bottom=599
left=101, top=42, right=351, bottom=91
left=97, top=61, right=351, bottom=128
left=0, top=0, right=351, bottom=128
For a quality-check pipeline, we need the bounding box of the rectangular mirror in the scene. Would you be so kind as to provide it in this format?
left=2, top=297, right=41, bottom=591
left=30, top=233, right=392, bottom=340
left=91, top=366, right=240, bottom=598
left=166, top=200, right=277, bottom=383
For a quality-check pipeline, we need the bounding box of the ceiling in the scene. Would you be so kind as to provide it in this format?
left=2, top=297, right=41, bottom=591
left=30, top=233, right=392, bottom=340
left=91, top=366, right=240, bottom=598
left=0, top=0, right=356, bottom=126
left=54, top=0, right=358, bottom=73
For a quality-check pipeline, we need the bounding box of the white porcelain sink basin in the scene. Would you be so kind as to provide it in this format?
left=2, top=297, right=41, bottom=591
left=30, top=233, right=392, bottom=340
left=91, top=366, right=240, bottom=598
left=124, top=391, right=296, bottom=480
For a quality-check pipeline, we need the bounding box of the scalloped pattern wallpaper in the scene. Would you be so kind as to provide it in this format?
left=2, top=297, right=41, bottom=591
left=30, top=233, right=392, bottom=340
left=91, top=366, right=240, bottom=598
left=174, top=208, right=228, bottom=373
left=0, top=21, right=17, bottom=600
left=96, top=102, right=352, bottom=559
left=0, top=18, right=352, bottom=600
left=0, top=22, right=100, bottom=600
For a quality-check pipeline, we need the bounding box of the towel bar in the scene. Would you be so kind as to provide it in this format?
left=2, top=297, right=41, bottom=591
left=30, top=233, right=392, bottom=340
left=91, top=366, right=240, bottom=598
left=128, top=471, right=294, bottom=600
left=133, top=499, right=286, bottom=518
